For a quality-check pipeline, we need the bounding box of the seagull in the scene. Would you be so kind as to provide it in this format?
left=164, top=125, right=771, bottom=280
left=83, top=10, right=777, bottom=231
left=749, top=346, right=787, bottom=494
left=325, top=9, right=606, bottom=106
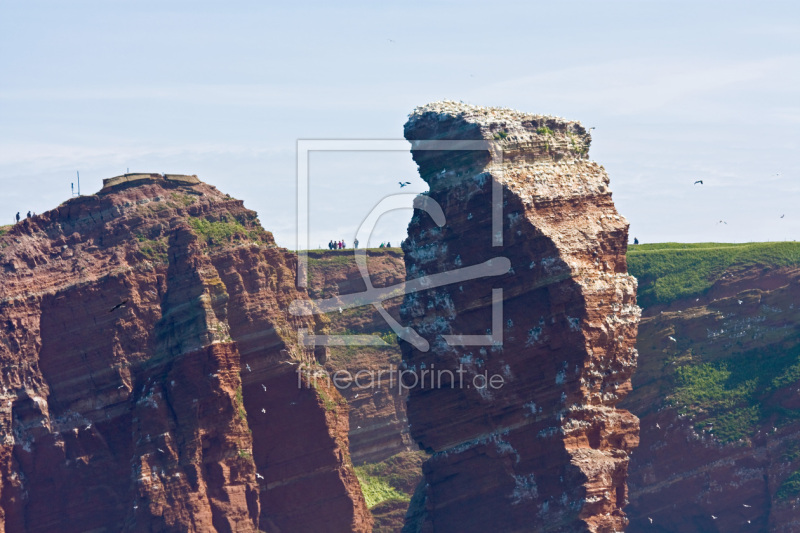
left=261, top=408, right=266, bottom=413
left=388, top=39, right=395, bottom=43
left=668, top=336, right=677, bottom=343
left=718, top=220, right=728, bottom=225
left=655, top=423, right=661, bottom=429
left=245, top=363, right=252, bottom=372
left=711, top=515, right=717, bottom=520
left=743, top=504, right=751, bottom=508
left=399, top=181, right=411, bottom=188
left=781, top=214, right=785, bottom=218
left=738, top=300, right=743, bottom=305
left=588, top=127, right=596, bottom=131
left=354, top=393, right=359, bottom=399
left=357, top=426, right=361, bottom=429
left=256, top=473, right=264, bottom=480
left=694, top=180, right=703, bottom=185
left=261, top=384, right=267, bottom=392
left=338, top=307, right=343, bottom=314
left=648, top=517, right=653, bottom=524
left=109, top=300, right=129, bottom=313
left=157, top=448, right=165, bottom=454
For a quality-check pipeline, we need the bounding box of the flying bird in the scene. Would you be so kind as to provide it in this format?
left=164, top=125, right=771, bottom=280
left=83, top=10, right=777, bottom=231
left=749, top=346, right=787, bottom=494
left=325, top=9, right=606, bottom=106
left=648, top=518, right=653, bottom=524
left=157, top=448, right=165, bottom=454
left=399, top=181, right=411, bottom=188
left=256, top=473, right=264, bottom=480
left=245, top=363, right=252, bottom=372
left=588, top=127, right=596, bottom=131
left=261, top=408, right=266, bottom=414
left=781, top=214, right=785, bottom=218
left=718, top=220, right=727, bottom=225
left=109, top=300, right=129, bottom=313
left=262, top=384, right=267, bottom=392
left=743, top=504, right=751, bottom=508
left=694, top=180, right=703, bottom=185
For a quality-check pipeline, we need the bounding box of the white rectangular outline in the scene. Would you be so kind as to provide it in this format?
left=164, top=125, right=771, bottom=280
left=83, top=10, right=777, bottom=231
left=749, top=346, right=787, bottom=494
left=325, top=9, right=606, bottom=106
left=295, top=138, right=504, bottom=348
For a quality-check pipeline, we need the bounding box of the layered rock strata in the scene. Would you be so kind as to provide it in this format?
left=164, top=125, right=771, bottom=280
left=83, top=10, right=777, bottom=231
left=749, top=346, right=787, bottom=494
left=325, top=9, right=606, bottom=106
left=305, top=249, right=413, bottom=465
left=0, top=175, right=371, bottom=532
left=623, top=265, right=800, bottom=532
left=400, top=102, right=640, bottom=532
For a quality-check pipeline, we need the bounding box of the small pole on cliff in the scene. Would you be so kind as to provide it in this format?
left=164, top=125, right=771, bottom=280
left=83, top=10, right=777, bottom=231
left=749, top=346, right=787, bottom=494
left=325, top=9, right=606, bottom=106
left=76, top=171, right=81, bottom=196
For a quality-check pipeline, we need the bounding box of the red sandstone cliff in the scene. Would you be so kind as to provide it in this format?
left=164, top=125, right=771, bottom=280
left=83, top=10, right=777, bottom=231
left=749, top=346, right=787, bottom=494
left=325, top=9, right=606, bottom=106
left=400, top=102, right=640, bottom=532
left=622, top=265, right=800, bottom=532
left=0, top=174, right=371, bottom=532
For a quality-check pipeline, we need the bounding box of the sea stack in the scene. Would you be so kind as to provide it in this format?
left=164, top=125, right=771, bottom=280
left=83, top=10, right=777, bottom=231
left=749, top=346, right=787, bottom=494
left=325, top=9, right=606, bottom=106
left=401, top=102, right=640, bottom=532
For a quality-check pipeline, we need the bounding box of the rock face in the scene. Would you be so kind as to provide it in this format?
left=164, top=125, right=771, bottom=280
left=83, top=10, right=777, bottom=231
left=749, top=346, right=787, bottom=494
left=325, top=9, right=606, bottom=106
left=400, top=102, right=640, bottom=532
left=622, top=264, right=800, bottom=532
left=306, top=249, right=413, bottom=465
left=0, top=175, right=371, bottom=532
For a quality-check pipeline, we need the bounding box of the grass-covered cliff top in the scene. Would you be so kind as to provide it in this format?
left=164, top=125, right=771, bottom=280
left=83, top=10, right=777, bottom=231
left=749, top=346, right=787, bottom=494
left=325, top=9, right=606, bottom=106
left=628, top=242, right=800, bottom=307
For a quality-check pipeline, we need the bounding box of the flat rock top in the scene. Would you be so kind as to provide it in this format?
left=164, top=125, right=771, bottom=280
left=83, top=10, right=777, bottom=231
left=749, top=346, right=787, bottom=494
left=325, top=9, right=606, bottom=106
left=405, top=100, right=588, bottom=139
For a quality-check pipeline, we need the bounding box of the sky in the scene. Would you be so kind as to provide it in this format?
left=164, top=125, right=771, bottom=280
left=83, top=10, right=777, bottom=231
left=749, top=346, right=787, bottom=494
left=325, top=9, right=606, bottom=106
left=1, top=0, right=798, bottom=249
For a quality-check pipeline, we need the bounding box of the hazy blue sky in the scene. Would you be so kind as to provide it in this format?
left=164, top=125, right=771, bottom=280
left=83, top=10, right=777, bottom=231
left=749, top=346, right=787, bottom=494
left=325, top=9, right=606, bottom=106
left=1, top=1, right=798, bottom=248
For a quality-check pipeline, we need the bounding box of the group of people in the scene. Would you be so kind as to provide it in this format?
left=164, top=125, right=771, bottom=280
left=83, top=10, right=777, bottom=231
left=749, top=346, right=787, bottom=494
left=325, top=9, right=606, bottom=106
left=14, top=211, right=34, bottom=223
left=328, top=239, right=353, bottom=250
left=325, top=239, right=394, bottom=250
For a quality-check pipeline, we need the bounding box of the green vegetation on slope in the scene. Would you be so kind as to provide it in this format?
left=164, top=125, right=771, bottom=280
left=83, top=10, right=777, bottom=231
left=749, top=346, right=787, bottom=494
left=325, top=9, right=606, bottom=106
left=355, top=451, right=425, bottom=509
left=188, top=217, right=265, bottom=247
left=355, top=470, right=409, bottom=508
left=777, top=469, right=800, bottom=500
left=671, top=343, right=800, bottom=443
left=0, top=225, right=10, bottom=237
left=628, top=242, right=800, bottom=307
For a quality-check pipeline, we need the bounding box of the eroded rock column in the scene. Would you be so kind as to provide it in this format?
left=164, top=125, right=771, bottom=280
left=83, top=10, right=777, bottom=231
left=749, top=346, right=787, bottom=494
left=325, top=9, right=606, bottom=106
left=401, top=102, right=640, bottom=533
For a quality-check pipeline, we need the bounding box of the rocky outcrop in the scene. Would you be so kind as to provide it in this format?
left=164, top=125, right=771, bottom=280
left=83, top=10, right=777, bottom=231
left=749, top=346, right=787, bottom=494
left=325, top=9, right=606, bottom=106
left=622, top=264, right=800, bottom=532
left=400, top=102, right=640, bottom=532
left=0, top=175, right=371, bottom=532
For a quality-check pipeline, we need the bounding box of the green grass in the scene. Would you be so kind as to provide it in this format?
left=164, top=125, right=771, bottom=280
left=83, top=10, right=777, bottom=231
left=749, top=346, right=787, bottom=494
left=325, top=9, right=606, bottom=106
left=493, top=131, right=509, bottom=140
left=237, top=449, right=252, bottom=459
left=628, top=242, right=800, bottom=307
left=777, top=469, right=800, bottom=500
left=188, top=217, right=264, bottom=247
left=234, top=386, right=247, bottom=420
left=0, top=225, right=10, bottom=237
left=536, top=126, right=554, bottom=135
left=136, top=235, right=168, bottom=263
left=355, top=468, right=411, bottom=509
left=671, top=344, right=800, bottom=443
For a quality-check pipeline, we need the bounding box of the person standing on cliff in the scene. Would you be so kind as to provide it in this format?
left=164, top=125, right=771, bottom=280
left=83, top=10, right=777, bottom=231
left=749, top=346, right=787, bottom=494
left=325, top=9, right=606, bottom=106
left=15, top=212, right=19, bottom=223
left=354, top=238, right=359, bottom=249
left=634, top=237, right=639, bottom=245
